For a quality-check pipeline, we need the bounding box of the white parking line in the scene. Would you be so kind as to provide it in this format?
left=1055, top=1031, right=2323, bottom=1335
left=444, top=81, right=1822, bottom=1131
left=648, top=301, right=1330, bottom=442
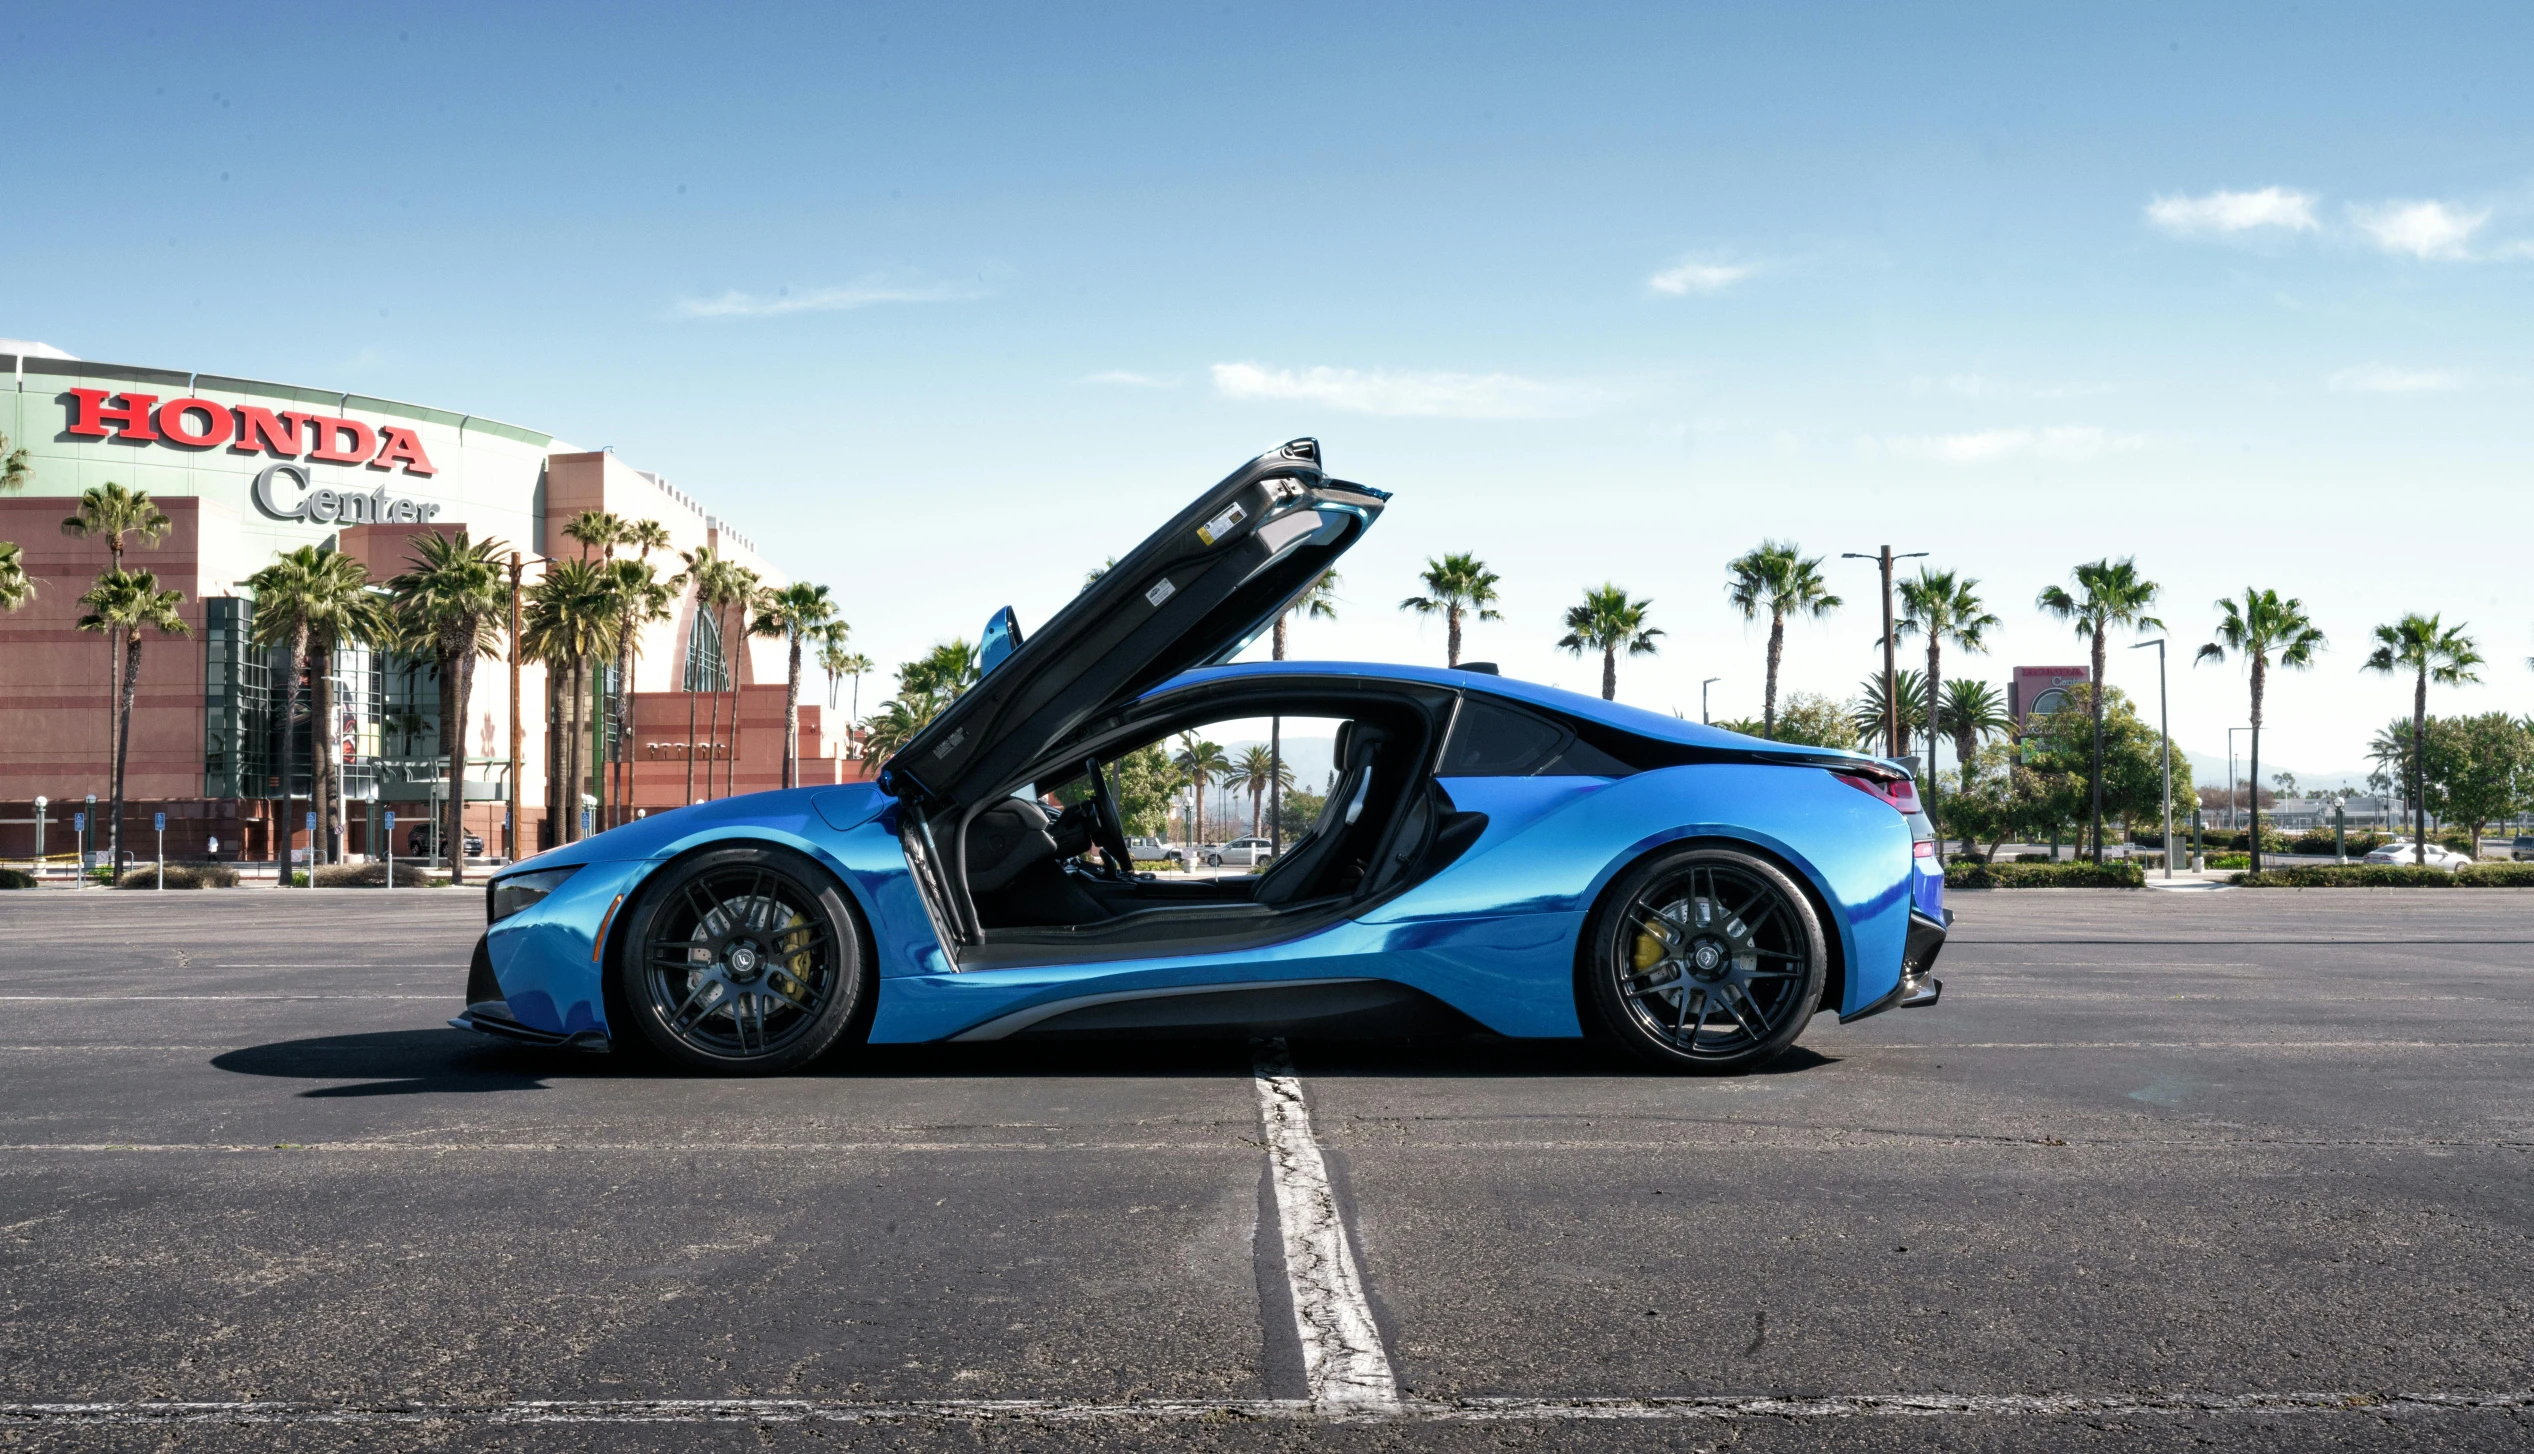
left=1252, top=1037, right=1398, bottom=1412
left=0, top=1391, right=2524, bottom=1425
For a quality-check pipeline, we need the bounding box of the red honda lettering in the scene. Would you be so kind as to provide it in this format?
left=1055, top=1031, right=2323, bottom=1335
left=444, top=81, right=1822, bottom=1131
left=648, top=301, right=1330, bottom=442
left=369, top=425, right=437, bottom=475
left=64, top=389, right=160, bottom=441
left=154, top=397, right=235, bottom=449
left=304, top=416, right=377, bottom=464
left=231, top=407, right=304, bottom=457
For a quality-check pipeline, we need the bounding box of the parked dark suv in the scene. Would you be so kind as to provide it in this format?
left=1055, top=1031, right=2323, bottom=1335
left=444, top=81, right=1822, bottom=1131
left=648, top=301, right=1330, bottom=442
left=2513, top=835, right=2534, bottom=862
left=408, top=827, right=488, bottom=858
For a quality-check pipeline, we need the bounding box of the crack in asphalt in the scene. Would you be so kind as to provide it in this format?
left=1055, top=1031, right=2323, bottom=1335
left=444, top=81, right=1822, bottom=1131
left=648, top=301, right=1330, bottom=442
left=1252, top=1038, right=1398, bottom=1413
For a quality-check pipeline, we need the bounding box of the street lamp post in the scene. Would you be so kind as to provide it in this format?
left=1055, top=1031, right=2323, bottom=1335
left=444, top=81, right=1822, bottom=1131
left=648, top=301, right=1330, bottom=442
left=2227, top=726, right=2250, bottom=835
left=1700, top=677, right=1720, bottom=725
left=1841, top=547, right=1928, bottom=758
left=2131, top=639, right=2172, bottom=878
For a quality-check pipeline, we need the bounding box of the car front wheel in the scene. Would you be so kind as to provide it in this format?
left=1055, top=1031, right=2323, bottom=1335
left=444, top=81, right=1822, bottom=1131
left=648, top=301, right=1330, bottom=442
left=1582, top=845, right=1826, bottom=1074
left=617, top=844, right=867, bottom=1074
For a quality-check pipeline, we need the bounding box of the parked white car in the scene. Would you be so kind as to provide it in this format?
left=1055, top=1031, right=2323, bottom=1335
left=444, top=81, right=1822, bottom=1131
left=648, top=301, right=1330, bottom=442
left=1127, top=837, right=1185, bottom=866
left=2363, top=841, right=2475, bottom=871
left=1205, top=837, right=1276, bottom=868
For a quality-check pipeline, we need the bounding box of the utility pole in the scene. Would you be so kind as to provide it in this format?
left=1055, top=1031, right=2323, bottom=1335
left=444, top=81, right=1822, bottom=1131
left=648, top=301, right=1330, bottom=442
left=2132, top=638, right=2171, bottom=878
left=508, top=552, right=524, bottom=863
left=1700, top=677, right=1720, bottom=725
left=1843, top=547, right=1926, bottom=759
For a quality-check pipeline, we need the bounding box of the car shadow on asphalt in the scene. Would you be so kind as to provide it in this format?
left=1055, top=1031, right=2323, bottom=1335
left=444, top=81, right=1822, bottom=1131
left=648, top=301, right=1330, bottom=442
left=209, top=1030, right=1842, bottom=1096
left=210, top=1029, right=613, bottom=1097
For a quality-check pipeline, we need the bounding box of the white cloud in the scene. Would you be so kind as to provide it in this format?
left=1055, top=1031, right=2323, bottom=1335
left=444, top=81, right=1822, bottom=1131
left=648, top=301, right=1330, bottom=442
left=2349, top=200, right=2488, bottom=259
left=1083, top=370, right=1171, bottom=387
left=2145, top=186, right=2320, bottom=236
left=2328, top=364, right=2464, bottom=393
left=675, top=276, right=981, bottom=318
left=1648, top=259, right=1758, bottom=294
left=1909, top=373, right=2113, bottom=400
left=1210, top=362, right=1602, bottom=419
left=1872, top=426, right=2142, bottom=464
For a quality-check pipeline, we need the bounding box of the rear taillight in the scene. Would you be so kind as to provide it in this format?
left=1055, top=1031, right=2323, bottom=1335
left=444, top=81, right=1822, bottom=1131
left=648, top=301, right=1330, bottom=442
left=1834, top=772, right=1918, bottom=813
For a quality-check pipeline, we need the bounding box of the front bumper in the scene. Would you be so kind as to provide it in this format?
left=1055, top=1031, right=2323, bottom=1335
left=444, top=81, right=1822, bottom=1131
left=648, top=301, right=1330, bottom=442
left=1839, top=908, right=1947, bottom=1023
left=449, top=999, right=613, bottom=1052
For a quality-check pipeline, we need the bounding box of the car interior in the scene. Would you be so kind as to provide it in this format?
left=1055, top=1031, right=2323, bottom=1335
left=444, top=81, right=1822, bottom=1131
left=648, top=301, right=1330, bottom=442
left=947, top=685, right=1488, bottom=956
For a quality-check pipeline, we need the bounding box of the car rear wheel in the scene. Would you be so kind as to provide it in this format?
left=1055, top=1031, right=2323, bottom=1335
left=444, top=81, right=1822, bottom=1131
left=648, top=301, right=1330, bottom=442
left=1205, top=852, right=1224, bottom=867
left=1582, top=845, right=1826, bottom=1074
left=617, top=844, right=867, bottom=1074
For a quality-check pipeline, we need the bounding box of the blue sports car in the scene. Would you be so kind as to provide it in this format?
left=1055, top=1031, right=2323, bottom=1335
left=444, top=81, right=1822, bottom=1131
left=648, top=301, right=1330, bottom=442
left=458, top=439, right=1945, bottom=1075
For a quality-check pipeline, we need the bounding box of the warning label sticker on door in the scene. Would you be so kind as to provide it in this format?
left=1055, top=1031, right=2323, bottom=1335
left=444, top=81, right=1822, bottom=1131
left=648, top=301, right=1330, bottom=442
left=1195, top=503, right=1247, bottom=546
left=1145, top=578, right=1177, bottom=607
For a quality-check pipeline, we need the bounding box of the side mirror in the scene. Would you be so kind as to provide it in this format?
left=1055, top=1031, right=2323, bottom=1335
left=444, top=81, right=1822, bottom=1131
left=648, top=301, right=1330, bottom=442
left=979, top=606, right=1024, bottom=674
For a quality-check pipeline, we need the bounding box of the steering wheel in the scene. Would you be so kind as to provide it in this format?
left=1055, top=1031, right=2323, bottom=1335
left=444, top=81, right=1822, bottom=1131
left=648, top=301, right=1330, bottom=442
left=1084, top=756, right=1135, bottom=876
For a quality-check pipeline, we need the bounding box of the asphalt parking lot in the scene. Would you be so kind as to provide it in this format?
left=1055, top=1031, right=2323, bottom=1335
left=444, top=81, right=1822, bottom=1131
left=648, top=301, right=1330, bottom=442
left=0, top=887, right=2527, bottom=1452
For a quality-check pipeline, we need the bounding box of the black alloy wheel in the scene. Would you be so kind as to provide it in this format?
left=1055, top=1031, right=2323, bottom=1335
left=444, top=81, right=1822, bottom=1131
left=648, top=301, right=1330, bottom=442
left=1583, top=846, right=1825, bottom=1074
left=617, top=844, right=866, bottom=1074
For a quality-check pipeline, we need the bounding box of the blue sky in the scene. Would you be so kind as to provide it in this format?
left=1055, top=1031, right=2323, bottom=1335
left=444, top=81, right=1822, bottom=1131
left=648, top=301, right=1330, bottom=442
left=8, top=2, right=2530, bottom=785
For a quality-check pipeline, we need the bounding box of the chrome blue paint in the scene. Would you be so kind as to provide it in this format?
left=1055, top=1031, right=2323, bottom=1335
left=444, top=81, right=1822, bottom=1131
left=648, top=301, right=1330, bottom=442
left=494, top=662, right=1922, bottom=1047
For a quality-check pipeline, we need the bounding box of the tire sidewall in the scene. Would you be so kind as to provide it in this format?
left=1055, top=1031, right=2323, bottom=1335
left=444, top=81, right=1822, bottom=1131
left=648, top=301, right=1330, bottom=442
left=1583, top=844, right=1826, bottom=1074
left=616, top=843, right=867, bottom=1074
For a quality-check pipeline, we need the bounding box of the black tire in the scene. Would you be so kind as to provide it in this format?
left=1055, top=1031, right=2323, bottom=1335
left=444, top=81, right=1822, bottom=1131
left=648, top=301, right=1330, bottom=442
left=1581, top=845, right=1826, bottom=1074
left=1205, top=853, right=1224, bottom=868
left=616, top=844, right=867, bottom=1074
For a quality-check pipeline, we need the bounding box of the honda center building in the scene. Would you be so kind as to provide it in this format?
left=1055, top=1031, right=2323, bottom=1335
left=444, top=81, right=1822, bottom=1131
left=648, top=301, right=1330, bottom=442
left=0, top=347, right=863, bottom=869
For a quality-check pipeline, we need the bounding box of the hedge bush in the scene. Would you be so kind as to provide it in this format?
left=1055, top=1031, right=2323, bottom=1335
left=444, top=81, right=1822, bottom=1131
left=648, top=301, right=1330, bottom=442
left=2230, top=862, right=2534, bottom=888
left=0, top=867, right=36, bottom=890
left=312, top=862, right=447, bottom=888
left=1947, top=860, right=2147, bottom=889
left=113, top=863, right=241, bottom=889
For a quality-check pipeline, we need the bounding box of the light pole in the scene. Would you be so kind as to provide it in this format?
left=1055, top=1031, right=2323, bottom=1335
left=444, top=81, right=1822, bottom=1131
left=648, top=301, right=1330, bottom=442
left=1841, top=547, right=1928, bottom=758
left=2131, top=639, right=2171, bottom=878
left=1700, top=677, right=1720, bottom=725
left=2226, top=726, right=2250, bottom=835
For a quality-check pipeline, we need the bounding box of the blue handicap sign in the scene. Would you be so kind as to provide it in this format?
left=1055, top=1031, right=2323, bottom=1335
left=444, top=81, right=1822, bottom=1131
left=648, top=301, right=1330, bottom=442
left=385, top=811, right=396, bottom=831
left=73, top=812, right=85, bottom=832
left=154, top=813, right=166, bottom=832
left=306, top=812, right=317, bottom=833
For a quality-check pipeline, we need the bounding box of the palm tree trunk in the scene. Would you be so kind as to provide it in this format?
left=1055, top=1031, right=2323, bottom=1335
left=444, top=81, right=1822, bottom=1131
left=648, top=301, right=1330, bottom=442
left=1763, top=612, right=1786, bottom=737
left=1446, top=604, right=1462, bottom=668
left=449, top=648, right=475, bottom=884
left=684, top=678, right=698, bottom=805
left=112, top=628, right=141, bottom=876
left=278, top=629, right=302, bottom=879
left=1601, top=646, right=1617, bottom=700
left=1924, top=638, right=1944, bottom=828
left=705, top=689, right=722, bottom=800
left=104, top=627, right=122, bottom=864
left=783, top=631, right=803, bottom=791
left=311, top=643, right=335, bottom=869
left=2088, top=632, right=2108, bottom=862
left=2412, top=667, right=2428, bottom=865
left=2247, top=657, right=2266, bottom=876
left=564, top=659, right=585, bottom=842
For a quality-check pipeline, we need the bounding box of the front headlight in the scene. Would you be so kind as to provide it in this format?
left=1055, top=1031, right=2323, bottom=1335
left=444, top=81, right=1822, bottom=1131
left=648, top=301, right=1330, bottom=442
left=489, top=866, right=580, bottom=923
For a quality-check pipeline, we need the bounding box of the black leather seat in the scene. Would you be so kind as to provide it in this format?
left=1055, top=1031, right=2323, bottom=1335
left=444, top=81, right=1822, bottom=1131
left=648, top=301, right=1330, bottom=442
left=1252, top=723, right=1388, bottom=907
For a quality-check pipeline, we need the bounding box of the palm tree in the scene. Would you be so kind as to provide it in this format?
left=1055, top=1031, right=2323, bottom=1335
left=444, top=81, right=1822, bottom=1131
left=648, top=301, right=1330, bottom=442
left=670, top=546, right=722, bottom=804
left=1173, top=735, right=1233, bottom=845
left=860, top=640, right=978, bottom=764
left=1891, top=569, right=1999, bottom=815
left=2036, top=558, right=2164, bottom=861
left=76, top=570, right=188, bottom=873
left=245, top=547, right=381, bottom=870
left=386, top=533, right=510, bottom=883
left=0, top=428, right=30, bottom=494
left=61, top=483, right=173, bottom=823
left=829, top=649, right=873, bottom=753
left=2194, top=590, right=2327, bottom=875
left=1273, top=569, right=1342, bottom=660
left=1725, top=541, right=1841, bottom=739
left=0, top=541, right=32, bottom=612
left=1851, top=669, right=1931, bottom=755
left=1556, top=584, right=1663, bottom=700
left=522, top=559, right=617, bottom=841
left=2363, top=613, right=2482, bottom=865
left=685, top=558, right=757, bottom=800
left=563, top=509, right=626, bottom=562
left=752, top=583, right=841, bottom=790
left=600, top=553, right=676, bottom=824
left=1399, top=553, right=1502, bottom=667
left=1938, top=679, right=2010, bottom=792
left=1232, top=744, right=1294, bottom=836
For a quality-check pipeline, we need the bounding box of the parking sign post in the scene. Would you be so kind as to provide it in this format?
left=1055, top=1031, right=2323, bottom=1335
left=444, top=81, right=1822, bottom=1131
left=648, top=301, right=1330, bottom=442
left=74, top=811, right=87, bottom=889
left=385, top=811, right=396, bottom=891
left=305, top=811, right=316, bottom=886
left=155, top=812, right=166, bottom=890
